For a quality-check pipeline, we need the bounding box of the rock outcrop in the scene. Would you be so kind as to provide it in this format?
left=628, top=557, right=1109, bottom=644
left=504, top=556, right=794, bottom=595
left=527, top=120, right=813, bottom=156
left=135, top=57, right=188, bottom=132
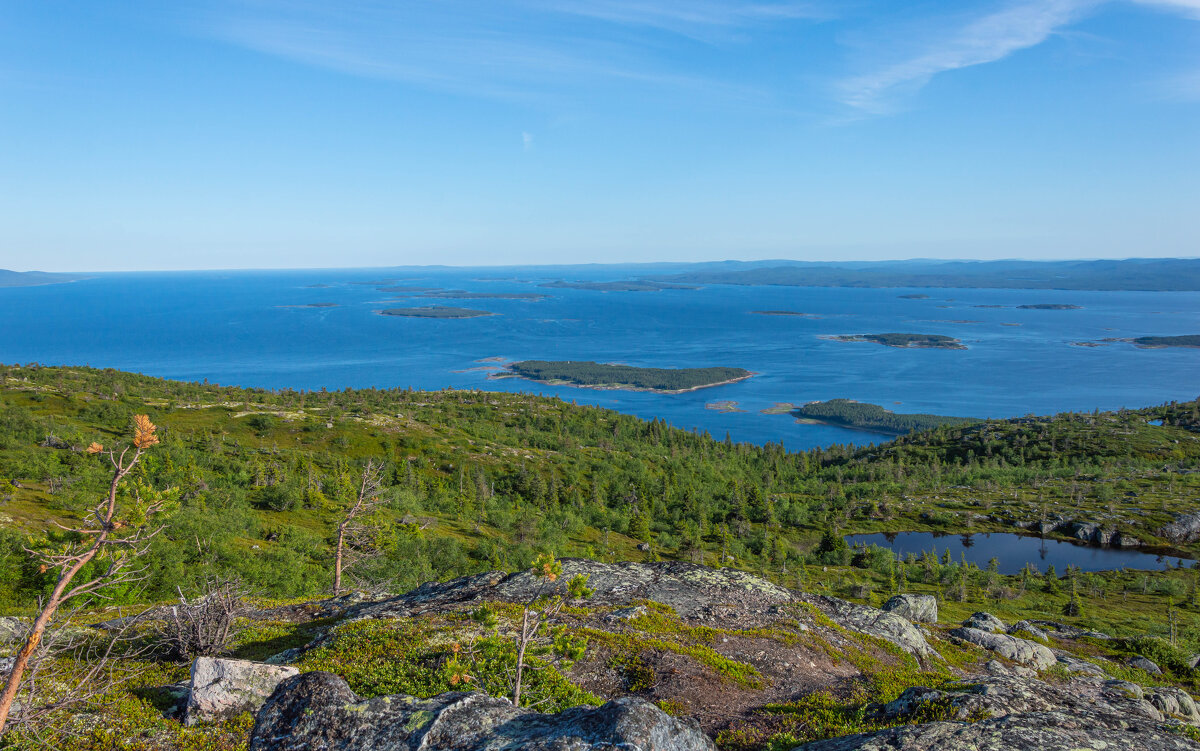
left=184, top=657, right=299, bottom=726
left=354, top=559, right=795, bottom=622
left=798, top=663, right=1200, bottom=750
left=803, top=595, right=935, bottom=658
left=948, top=627, right=1056, bottom=669
left=351, top=559, right=934, bottom=659
left=249, top=671, right=714, bottom=751
left=961, top=612, right=1006, bottom=633
left=1161, top=512, right=1200, bottom=544
left=881, top=594, right=937, bottom=624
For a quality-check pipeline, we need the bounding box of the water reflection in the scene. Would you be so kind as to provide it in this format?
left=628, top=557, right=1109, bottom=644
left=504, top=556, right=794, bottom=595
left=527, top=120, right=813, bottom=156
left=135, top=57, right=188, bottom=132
left=845, top=531, right=1192, bottom=575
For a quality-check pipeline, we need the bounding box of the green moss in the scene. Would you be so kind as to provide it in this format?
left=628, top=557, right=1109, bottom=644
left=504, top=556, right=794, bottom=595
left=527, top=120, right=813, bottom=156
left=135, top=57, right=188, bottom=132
left=298, top=617, right=600, bottom=712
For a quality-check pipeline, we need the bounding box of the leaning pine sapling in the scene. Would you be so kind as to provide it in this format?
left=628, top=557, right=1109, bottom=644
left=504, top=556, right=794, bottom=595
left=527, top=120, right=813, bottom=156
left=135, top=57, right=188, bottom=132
left=0, top=415, right=175, bottom=737
left=511, top=554, right=593, bottom=707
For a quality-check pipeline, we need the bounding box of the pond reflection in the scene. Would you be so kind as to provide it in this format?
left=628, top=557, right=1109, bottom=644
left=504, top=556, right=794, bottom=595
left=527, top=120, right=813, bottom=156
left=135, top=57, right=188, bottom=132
left=845, top=531, right=1192, bottom=575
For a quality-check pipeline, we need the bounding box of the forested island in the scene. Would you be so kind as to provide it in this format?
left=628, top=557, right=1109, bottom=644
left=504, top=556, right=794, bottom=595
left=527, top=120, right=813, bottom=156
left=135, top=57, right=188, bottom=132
left=1017, top=303, right=1083, bottom=310
left=897, top=294, right=930, bottom=299
left=824, top=333, right=966, bottom=349
left=1133, top=335, right=1200, bottom=348
left=378, top=306, right=495, bottom=319
left=792, top=399, right=978, bottom=435
left=494, top=360, right=753, bottom=392
left=276, top=302, right=339, bottom=309
left=751, top=310, right=819, bottom=317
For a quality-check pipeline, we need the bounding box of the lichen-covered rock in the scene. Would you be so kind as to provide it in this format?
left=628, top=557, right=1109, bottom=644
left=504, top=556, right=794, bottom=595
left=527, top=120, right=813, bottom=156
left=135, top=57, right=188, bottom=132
left=0, top=616, right=26, bottom=645
left=804, top=595, right=934, bottom=658
left=1130, top=654, right=1164, bottom=674
left=354, top=560, right=795, bottom=622
left=1008, top=620, right=1049, bottom=641
left=948, top=627, right=1055, bottom=669
left=1054, top=653, right=1105, bottom=677
left=1160, top=512, right=1200, bottom=544
left=961, top=612, right=1006, bottom=633
left=1149, top=687, right=1200, bottom=723
left=1025, top=619, right=1110, bottom=640
left=805, top=671, right=1200, bottom=750
left=792, top=711, right=1200, bottom=750
left=249, top=671, right=714, bottom=751
left=184, top=657, right=300, bottom=725
left=1114, top=531, right=1143, bottom=548
left=881, top=594, right=937, bottom=624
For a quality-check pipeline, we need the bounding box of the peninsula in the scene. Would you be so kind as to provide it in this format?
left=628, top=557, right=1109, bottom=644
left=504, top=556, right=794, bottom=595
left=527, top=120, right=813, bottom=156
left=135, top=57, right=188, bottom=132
left=492, top=360, right=753, bottom=393
left=538, top=280, right=697, bottom=292
left=378, top=306, right=495, bottom=319
left=823, top=333, right=966, bottom=349
left=792, top=398, right=978, bottom=435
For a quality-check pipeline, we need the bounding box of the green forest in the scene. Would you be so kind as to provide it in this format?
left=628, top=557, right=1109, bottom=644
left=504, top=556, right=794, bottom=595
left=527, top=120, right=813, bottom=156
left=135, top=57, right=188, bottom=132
left=1, top=363, right=1198, bottom=615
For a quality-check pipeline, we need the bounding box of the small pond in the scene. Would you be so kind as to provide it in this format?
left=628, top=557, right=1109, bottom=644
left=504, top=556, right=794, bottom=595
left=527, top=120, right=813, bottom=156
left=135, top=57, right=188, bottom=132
left=844, top=531, right=1192, bottom=575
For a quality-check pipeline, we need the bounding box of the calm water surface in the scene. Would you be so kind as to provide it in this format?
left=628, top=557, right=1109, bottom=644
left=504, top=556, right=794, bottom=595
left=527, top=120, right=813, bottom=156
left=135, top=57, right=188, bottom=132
left=2, top=266, right=1198, bottom=451
left=846, top=531, right=1193, bottom=573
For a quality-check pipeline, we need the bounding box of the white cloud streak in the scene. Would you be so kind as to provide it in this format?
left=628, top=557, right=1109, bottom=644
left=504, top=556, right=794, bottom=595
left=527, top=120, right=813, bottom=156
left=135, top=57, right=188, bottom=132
left=196, top=0, right=812, bottom=105
left=838, top=0, right=1097, bottom=113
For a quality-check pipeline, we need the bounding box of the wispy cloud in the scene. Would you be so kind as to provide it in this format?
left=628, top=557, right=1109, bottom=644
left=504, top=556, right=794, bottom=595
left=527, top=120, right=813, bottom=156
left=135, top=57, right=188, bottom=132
left=522, top=131, right=535, bottom=150
left=195, top=0, right=812, bottom=106
left=838, top=0, right=1097, bottom=113
left=1131, top=0, right=1200, bottom=19
left=527, top=0, right=825, bottom=40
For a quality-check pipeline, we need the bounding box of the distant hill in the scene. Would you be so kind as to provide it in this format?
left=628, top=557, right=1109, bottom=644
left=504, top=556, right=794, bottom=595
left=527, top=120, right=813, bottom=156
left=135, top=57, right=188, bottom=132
left=0, top=269, right=89, bottom=287
left=651, top=258, right=1200, bottom=291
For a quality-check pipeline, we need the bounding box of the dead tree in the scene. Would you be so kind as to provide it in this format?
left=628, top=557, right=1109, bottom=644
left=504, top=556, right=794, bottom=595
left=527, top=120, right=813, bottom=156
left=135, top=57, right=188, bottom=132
left=0, top=415, right=171, bottom=737
left=333, top=459, right=385, bottom=596
left=157, top=576, right=252, bottom=661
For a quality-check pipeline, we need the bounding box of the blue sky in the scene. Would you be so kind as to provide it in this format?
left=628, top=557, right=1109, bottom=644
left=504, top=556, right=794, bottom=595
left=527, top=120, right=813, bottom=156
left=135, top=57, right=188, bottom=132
left=1, top=0, right=1197, bottom=271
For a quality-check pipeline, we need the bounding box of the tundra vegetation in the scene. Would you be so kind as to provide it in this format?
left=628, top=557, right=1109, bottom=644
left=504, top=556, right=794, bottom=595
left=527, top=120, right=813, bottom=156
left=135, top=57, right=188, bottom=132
left=0, top=364, right=1199, bottom=749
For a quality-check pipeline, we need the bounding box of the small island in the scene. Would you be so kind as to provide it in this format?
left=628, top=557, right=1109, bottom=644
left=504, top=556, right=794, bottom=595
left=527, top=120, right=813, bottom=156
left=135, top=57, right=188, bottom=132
left=898, top=294, right=930, bottom=299
left=276, top=302, right=339, bottom=309
left=751, top=310, right=820, bottom=318
left=705, top=401, right=745, bottom=413
left=378, top=306, right=495, bottom=319
left=1017, top=304, right=1083, bottom=310
left=792, top=399, right=977, bottom=435
left=492, top=360, right=753, bottom=393
left=538, top=280, right=698, bottom=292
left=378, top=285, right=439, bottom=293
left=823, top=333, right=966, bottom=350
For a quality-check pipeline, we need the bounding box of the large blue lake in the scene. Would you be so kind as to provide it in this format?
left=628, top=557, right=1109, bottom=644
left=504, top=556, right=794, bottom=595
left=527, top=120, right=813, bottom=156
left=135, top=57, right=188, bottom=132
left=2, top=266, right=1198, bottom=450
